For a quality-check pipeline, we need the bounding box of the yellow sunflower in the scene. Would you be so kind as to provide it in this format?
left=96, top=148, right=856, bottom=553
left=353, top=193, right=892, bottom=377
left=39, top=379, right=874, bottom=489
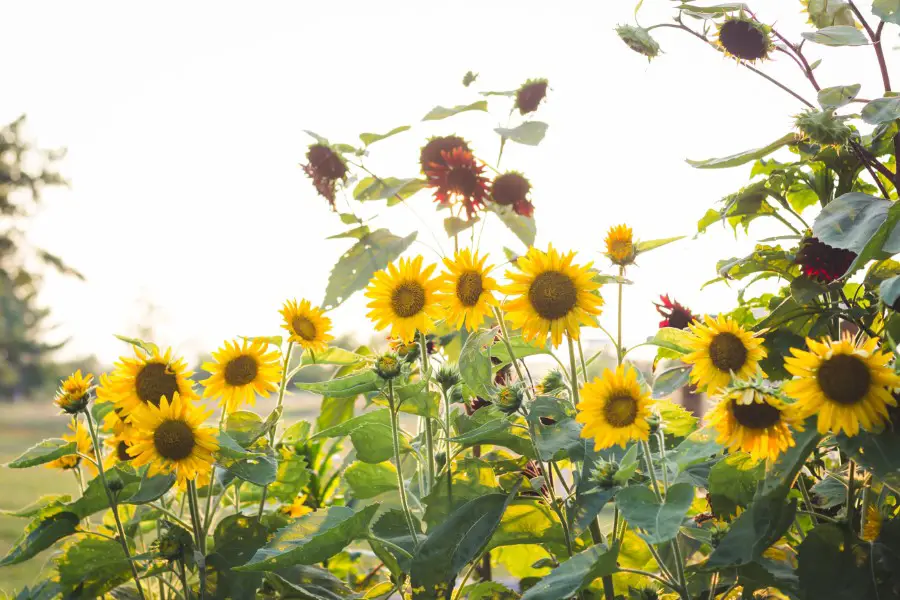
left=682, top=315, right=767, bottom=393
left=576, top=365, right=652, bottom=449
left=103, top=426, right=136, bottom=469
left=863, top=504, right=884, bottom=542
left=104, top=346, right=198, bottom=420
left=365, top=255, right=442, bottom=343
left=46, top=420, right=97, bottom=476
left=784, top=335, right=900, bottom=436
left=279, top=298, right=333, bottom=353
left=438, top=249, right=499, bottom=330
left=501, top=244, right=604, bottom=348
left=201, top=339, right=282, bottom=414
left=126, top=392, right=219, bottom=486
left=96, top=373, right=127, bottom=434
left=283, top=494, right=314, bottom=518
left=605, top=224, right=635, bottom=266
left=706, top=383, right=802, bottom=462
left=54, top=370, right=93, bottom=414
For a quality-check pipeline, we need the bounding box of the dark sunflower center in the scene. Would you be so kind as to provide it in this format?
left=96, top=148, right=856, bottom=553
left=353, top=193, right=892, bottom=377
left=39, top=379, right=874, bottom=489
left=528, top=270, right=578, bottom=320
left=447, top=167, right=477, bottom=197
left=224, top=355, right=259, bottom=387
left=135, top=362, right=179, bottom=406
left=731, top=400, right=781, bottom=429
left=708, top=333, right=748, bottom=373
left=117, top=440, right=132, bottom=462
left=667, top=307, right=694, bottom=330
left=604, top=394, right=639, bottom=428
left=153, top=419, right=196, bottom=461
left=391, top=282, right=426, bottom=318
left=719, top=19, right=768, bottom=61
left=456, top=271, right=484, bottom=307
left=817, top=354, right=871, bottom=405
left=291, top=316, right=317, bottom=341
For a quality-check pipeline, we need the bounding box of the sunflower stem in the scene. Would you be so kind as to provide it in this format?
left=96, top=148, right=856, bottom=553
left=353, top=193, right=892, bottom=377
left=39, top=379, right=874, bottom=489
left=83, top=408, right=147, bottom=600
left=177, top=557, right=191, bottom=599
left=492, top=306, right=532, bottom=401
left=847, top=459, right=857, bottom=532
left=417, top=331, right=436, bottom=495
left=187, top=481, right=207, bottom=600
left=388, top=380, right=420, bottom=549
left=440, top=386, right=453, bottom=509
left=202, top=410, right=227, bottom=535
left=797, top=475, right=818, bottom=525
left=567, top=336, right=581, bottom=405
left=617, top=267, right=625, bottom=365
left=258, top=341, right=294, bottom=521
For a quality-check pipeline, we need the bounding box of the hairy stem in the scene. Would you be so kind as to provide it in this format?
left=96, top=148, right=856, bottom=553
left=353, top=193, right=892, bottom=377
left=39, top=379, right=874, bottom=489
left=388, top=380, right=420, bottom=548
left=258, top=342, right=294, bottom=520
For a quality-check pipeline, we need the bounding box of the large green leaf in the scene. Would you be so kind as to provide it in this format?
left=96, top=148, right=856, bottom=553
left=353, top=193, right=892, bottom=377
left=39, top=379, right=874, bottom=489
left=297, top=370, right=380, bottom=398
left=6, top=439, right=76, bottom=469
left=452, top=407, right=536, bottom=458
left=344, top=461, right=398, bottom=500
left=422, top=100, right=488, bottom=121
left=489, top=204, right=536, bottom=248
left=55, top=537, right=134, bottom=597
left=801, top=25, right=868, bottom=46
left=874, top=0, right=900, bottom=24
left=370, top=509, right=423, bottom=576
left=373, top=380, right=441, bottom=418
left=520, top=542, right=620, bottom=600
left=635, top=236, right=685, bottom=254
left=68, top=468, right=142, bottom=519
left=460, top=327, right=499, bottom=400
left=322, top=229, right=418, bottom=310
left=226, top=411, right=269, bottom=448
left=215, top=431, right=278, bottom=486
left=359, top=125, right=411, bottom=146
left=313, top=409, right=407, bottom=464
left=686, top=134, right=795, bottom=169
left=123, top=471, right=176, bottom=505
left=0, top=495, right=71, bottom=519
left=353, top=177, right=426, bottom=205
left=410, top=484, right=521, bottom=598
left=207, top=513, right=269, bottom=597
left=645, top=327, right=693, bottom=354
left=812, top=192, right=894, bottom=254
left=615, top=482, right=694, bottom=544
left=268, top=448, right=311, bottom=503
left=708, top=453, right=764, bottom=517
left=302, top=346, right=367, bottom=368
left=705, top=489, right=797, bottom=569
left=0, top=508, right=80, bottom=566
left=838, top=429, right=900, bottom=492
left=817, top=84, right=861, bottom=109
left=316, top=397, right=355, bottom=432
left=798, top=524, right=874, bottom=599
left=526, top=396, right=583, bottom=462
left=759, top=424, right=820, bottom=496
left=237, top=504, right=380, bottom=571
left=488, top=335, right=551, bottom=366
left=651, top=366, right=691, bottom=399
left=864, top=97, right=900, bottom=125
left=488, top=497, right=566, bottom=550
left=494, top=121, right=549, bottom=146
left=880, top=275, right=900, bottom=307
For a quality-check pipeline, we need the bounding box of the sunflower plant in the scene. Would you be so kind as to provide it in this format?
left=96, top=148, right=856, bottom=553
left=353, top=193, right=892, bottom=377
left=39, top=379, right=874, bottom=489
left=6, top=4, right=900, bottom=599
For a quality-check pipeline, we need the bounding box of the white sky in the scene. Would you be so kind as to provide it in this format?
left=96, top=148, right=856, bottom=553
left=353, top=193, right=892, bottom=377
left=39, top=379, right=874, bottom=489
left=2, top=0, right=889, bottom=365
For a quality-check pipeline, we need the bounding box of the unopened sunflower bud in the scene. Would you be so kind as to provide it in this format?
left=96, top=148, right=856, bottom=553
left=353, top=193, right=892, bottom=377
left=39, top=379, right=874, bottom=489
left=538, top=369, right=566, bottom=395
left=374, top=353, right=402, bottom=380
left=795, top=109, right=853, bottom=148
left=435, top=364, right=461, bottom=392
left=156, top=521, right=193, bottom=561
left=108, top=477, right=125, bottom=494
left=54, top=370, right=93, bottom=415
left=495, top=384, right=525, bottom=415
left=616, top=25, right=661, bottom=60
left=591, top=459, right=621, bottom=489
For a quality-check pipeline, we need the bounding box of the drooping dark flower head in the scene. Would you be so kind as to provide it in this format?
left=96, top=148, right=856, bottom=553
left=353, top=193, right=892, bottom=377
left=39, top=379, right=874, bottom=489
left=491, top=171, right=534, bottom=217
left=616, top=24, right=662, bottom=60
left=425, top=147, right=490, bottom=219
left=795, top=236, right=856, bottom=283
left=654, top=295, right=697, bottom=330
left=515, top=79, right=549, bottom=115
left=716, top=15, right=773, bottom=62
left=302, top=144, right=348, bottom=209
left=419, top=135, right=470, bottom=173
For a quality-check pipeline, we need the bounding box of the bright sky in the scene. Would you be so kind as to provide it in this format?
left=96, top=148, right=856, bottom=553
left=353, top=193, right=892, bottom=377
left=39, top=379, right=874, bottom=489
left=3, top=1, right=888, bottom=365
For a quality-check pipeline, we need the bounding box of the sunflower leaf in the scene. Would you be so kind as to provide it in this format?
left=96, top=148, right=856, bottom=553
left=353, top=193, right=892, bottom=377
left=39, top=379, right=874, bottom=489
left=359, top=125, right=411, bottom=146
left=494, top=121, right=549, bottom=146
left=0, top=509, right=80, bottom=567
left=687, top=133, right=796, bottom=169
left=873, top=0, right=900, bottom=24
left=344, top=461, right=398, bottom=500
left=296, top=370, right=380, bottom=399
left=635, top=236, right=685, bottom=254
left=817, top=84, right=861, bottom=109
left=801, top=25, right=868, bottom=46
left=519, top=542, right=620, bottom=600
left=313, top=409, right=409, bottom=464
left=422, top=100, right=488, bottom=121
left=645, top=327, right=694, bottom=355
left=615, top=482, right=694, bottom=544
left=6, top=439, right=77, bottom=469
left=489, top=204, right=536, bottom=248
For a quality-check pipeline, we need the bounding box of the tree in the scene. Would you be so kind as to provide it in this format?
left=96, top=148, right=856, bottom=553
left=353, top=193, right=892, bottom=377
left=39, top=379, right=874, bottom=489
left=0, top=114, right=82, bottom=399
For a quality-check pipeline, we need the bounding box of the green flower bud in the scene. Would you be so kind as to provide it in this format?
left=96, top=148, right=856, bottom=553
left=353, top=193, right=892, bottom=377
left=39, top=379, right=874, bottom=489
left=374, top=353, right=402, bottom=380
left=616, top=25, right=661, bottom=60
left=795, top=109, right=853, bottom=148
left=435, top=363, right=461, bottom=392
left=538, top=369, right=566, bottom=395
left=495, top=383, right=524, bottom=415
left=591, top=459, right=621, bottom=489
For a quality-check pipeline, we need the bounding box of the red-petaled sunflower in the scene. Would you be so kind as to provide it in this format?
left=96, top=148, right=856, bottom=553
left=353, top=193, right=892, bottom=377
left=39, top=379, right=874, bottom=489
left=419, top=135, right=470, bottom=173
left=795, top=236, right=856, bottom=283
left=425, top=147, right=490, bottom=219
left=490, top=171, right=534, bottom=217
left=655, top=295, right=697, bottom=330
left=302, top=143, right=348, bottom=210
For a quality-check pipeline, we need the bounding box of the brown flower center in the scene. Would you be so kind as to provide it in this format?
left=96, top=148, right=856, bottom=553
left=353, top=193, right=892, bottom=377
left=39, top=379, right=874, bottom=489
left=224, top=355, right=259, bottom=387
left=291, top=316, right=317, bottom=341
left=709, top=333, right=748, bottom=373
left=604, top=394, right=639, bottom=428
left=135, top=362, right=180, bottom=406
left=391, top=281, right=426, bottom=318
left=528, top=270, right=578, bottom=320
left=817, top=354, right=871, bottom=405
left=447, top=167, right=478, bottom=197
left=731, top=400, right=781, bottom=429
left=719, top=19, right=768, bottom=61
left=153, top=419, right=196, bottom=461
left=117, top=440, right=132, bottom=462
left=456, top=271, right=483, bottom=307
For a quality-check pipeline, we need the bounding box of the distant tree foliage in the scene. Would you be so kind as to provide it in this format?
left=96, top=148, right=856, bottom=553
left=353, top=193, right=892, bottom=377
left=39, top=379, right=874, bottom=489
left=0, top=115, right=81, bottom=399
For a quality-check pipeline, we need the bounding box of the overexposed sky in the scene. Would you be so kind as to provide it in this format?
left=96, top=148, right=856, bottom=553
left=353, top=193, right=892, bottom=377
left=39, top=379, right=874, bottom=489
left=3, top=1, right=889, bottom=364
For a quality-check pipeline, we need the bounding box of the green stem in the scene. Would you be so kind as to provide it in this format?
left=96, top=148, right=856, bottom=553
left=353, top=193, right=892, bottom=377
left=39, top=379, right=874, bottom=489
left=177, top=558, right=191, bottom=599
left=617, top=568, right=683, bottom=594
left=452, top=556, right=482, bottom=600
left=797, top=476, right=818, bottom=525
left=258, top=342, right=294, bottom=520
left=187, top=481, right=207, bottom=600
left=567, top=336, right=581, bottom=405
left=388, top=380, right=420, bottom=548
left=149, top=503, right=194, bottom=532
left=203, top=410, right=227, bottom=534
left=493, top=306, right=533, bottom=401
left=441, top=387, right=453, bottom=508
left=640, top=439, right=662, bottom=502
left=418, top=332, right=436, bottom=494
left=847, top=460, right=857, bottom=531
left=83, top=410, right=147, bottom=600
left=617, top=266, right=625, bottom=364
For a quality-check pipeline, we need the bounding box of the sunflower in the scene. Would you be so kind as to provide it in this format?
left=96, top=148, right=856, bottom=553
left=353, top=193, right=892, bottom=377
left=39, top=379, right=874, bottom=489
left=126, top=393, right=219, bottom=486
left=279, top=298, right=333, bottom=353
left=302, top=144, right=348, bottom=209
left=515, top=78, right=549, bottom=115
left=654, top=294, right=696, bottom=330
left=784, top=335, right=900, bottom=436
left=501, top=245, right=604, bottom=348
left=795, top=236, right=856, bottom=282
left=283, top=494, right=314, bottom=518
left=424, top=147, right=490, bottom=219
left=576, top=365, right=652, bottom=449
left=46, top=420, right=96, bottom=475
left=490, top=172, right=534, bottom=217
left=605, top=224, right=635, bottom=266
left=706, top=382, right=802, bottom=462
left=365, top=255, right=442, bottom=343
left=54, top=370, right=93, bottom=414
left=103, top=426, right=136, bottom=469
left=104, top=346, right=197, bottom=421
left=683, top=315, right=767, bottom=393
left=420, top=135, right=470, bottom=172
left=716, top=15, right=773, bottom=62
left=201, top=339, right=282, bottom=414
left=96, top=374, right=128, bottom=435
left=438, top=249, right=499, bottom=330
left=863, top=504, right=885, bottom=542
